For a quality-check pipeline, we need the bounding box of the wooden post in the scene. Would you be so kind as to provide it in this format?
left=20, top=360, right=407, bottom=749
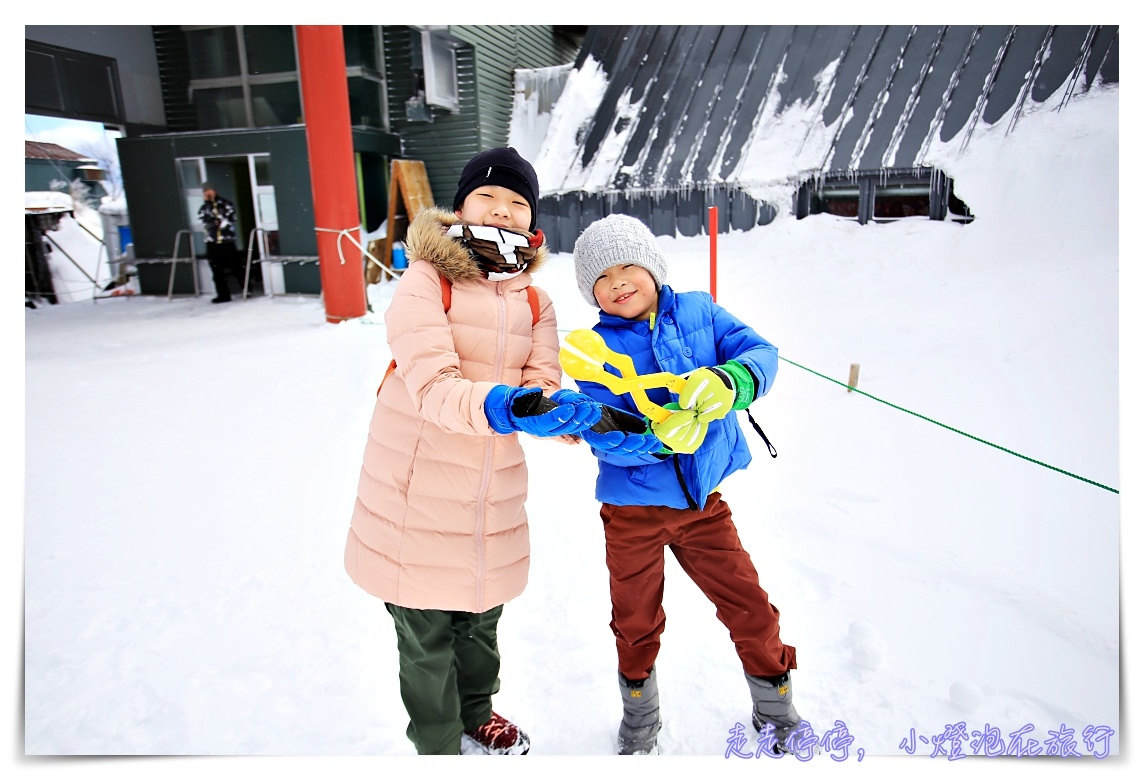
left=847, top=363, right=860, bottom=392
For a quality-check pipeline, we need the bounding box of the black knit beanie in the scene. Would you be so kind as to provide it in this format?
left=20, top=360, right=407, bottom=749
left=451, top=147, right=540, bottom=231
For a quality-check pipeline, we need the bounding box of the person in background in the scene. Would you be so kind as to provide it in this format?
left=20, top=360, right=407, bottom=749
left=198, top=182, right=243, bottom=304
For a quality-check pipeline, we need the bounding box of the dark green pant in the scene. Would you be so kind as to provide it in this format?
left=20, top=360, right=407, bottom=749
left=385, top=602, right=504, bottom=755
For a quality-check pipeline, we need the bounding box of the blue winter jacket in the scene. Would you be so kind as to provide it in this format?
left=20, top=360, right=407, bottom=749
left=574, top=285, right=778, bottom=510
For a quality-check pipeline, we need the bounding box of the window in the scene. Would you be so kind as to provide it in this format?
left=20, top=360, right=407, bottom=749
left=250, top=82, right=302, bottom=126
left=795, top=168, right=972, bottom=226
left=820, top=187, right=860, bottom=219
left=186, top=28, right=241, bottom=79
left=195, top=86, right=246, bottom=130
left=421, top=29, right=460, bottom=112
left=185, top=25, right=385, bottom=130
left=348, top=76, right=385, bottom=128
left=185, top=25, right=299, bottom=129
left=25, top=41, right=124, bottom=124
left=344, top=26, right=386, bottom=128
left=243, top=26, right=296, bottom=75
left=343, top=26, right=380, bottom=69
left=872, top=183, right=930, bottom=222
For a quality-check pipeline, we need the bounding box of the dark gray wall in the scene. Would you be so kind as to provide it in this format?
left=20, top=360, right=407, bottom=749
left=118, top=126, right=399, bottom=261
left=25, top=26, right=165, bottom=128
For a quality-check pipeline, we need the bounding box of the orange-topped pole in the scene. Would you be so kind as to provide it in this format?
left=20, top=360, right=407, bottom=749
left=296, top=25, right=367, bottom=323
left=708, top=206, right=718, bottom=302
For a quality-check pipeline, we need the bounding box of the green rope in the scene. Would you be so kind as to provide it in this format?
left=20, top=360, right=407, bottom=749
left=780, top=356, right=1119, bottom=495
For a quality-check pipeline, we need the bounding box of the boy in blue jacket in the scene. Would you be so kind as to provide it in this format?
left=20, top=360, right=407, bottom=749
left=571, top=214, right=801, bottom=756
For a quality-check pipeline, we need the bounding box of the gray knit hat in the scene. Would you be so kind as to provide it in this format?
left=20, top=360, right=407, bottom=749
left=573, top=214, right=667, bottom=308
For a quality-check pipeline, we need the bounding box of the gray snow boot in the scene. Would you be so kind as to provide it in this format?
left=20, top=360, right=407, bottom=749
left=746, top=671, right=801, bottom=754
left=617, top=668, right=661, bottom=755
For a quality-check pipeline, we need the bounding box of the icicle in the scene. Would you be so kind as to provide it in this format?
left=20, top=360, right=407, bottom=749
left=851, top=27, right=915, bottom=170
left=1057, top=25, right=1099, bottom=112
left=883, top=27, right=947, bottom=168
left=917, top=26, right=981, bottom=164
left=959, top=26, right=1016, bottom=155
left=1006, top=26, right=1055, bottom=137
left=820, top=26, right=887, bottom=172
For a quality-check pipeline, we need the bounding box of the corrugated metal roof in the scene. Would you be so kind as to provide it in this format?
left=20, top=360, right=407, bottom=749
left=25, top=140, right=90, bottom=161
left=549, top=25, right=1119, bottom=192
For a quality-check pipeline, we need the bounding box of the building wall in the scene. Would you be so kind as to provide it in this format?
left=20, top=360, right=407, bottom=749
left=25, top=25, right=166, bottom=129
left=384, top=27, right=480, bottom=205
left=118, top=126, right=399, bottom=263
left=25, top=158, right=108, bottom=206
left=452, top=25, right=578, bottom=150
left=26, top=158, right=81, bottom=192
left=384, top=25, right=579, bottom=209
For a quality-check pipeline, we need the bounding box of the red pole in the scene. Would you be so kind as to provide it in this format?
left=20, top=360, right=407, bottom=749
left=296, top=25, right=367, bottom=323
left=708, top=206, right=718, bottom=302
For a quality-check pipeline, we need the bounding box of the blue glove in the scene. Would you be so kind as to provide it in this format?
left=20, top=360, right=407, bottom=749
left=484, top=385, right=601, bottom=436
left=551, top=388, right=602, bottom=413
left=582, top=427, right=663, bottom=456
left=555, top=389, right=660, bottom=455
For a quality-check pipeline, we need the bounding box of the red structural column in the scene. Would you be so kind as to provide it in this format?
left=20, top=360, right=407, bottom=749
left=296, top=25, right=367, bottom=323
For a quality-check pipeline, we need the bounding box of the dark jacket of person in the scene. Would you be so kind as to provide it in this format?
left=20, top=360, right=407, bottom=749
left=199, top=196, right=237, bottom=244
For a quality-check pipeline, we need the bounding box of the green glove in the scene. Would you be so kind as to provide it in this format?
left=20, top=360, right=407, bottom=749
left=679, top=361, right=756, bottom=422
left=650, top=403, right=709, bottom=454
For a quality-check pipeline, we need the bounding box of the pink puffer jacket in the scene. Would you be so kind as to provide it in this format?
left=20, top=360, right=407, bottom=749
left=344, top=208, right=562, bottom=613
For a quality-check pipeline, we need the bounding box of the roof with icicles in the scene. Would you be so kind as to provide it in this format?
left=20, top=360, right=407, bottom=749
left=538, top=25, right=1119, bottom=195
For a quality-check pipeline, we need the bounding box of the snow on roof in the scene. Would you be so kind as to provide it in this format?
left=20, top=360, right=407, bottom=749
left=25, top=191, right=75, bottom=214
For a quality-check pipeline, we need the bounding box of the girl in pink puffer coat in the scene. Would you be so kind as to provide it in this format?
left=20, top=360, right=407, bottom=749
left=343, top=148, right=657, bottom=756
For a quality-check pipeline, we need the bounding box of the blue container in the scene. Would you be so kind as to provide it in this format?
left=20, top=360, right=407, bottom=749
left=117, top=225, right=133, bottom=252
left=392, top=245, right=407, bottom=269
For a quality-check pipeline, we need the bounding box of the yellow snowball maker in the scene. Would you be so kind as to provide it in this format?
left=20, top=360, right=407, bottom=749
left=559, top=329, right=686, bottom=423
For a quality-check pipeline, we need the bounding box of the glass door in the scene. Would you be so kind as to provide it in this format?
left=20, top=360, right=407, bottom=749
left=248, top=154, right=283, bottom=294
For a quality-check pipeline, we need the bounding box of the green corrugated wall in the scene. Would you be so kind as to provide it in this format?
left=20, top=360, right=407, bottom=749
left=384, top=25, right=577, bottom=209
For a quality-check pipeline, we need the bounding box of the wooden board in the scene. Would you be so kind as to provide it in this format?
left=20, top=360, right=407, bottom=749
left=371, top=159, right=435, bottom=284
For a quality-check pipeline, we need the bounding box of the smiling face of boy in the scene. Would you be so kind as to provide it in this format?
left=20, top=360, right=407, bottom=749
left=593, top=264, right=659, bottom=321
left=454, top=185, right=533, bottom=233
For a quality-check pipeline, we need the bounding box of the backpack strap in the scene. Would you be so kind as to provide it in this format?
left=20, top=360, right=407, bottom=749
left=378, top=360, right=397, bottom=394
left=440, top=273, right=452, bottom=314
left=377, top=274, right=539, bottom=395
left=526, top=285, right=540, bottom=326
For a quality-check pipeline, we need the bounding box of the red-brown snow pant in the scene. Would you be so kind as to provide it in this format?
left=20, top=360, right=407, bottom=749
left=601, top=492, right=797, bottom=682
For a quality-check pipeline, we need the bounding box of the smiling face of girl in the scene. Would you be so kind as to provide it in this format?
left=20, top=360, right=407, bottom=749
left=454, top=184, right=532, bottom=232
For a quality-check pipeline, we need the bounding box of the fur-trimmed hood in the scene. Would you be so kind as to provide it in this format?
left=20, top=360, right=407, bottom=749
left=403, top=207, right=549, bottom=284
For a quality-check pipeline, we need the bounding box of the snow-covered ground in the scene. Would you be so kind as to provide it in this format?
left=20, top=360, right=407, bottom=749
left=17, top=81, right=1131, bottom=778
